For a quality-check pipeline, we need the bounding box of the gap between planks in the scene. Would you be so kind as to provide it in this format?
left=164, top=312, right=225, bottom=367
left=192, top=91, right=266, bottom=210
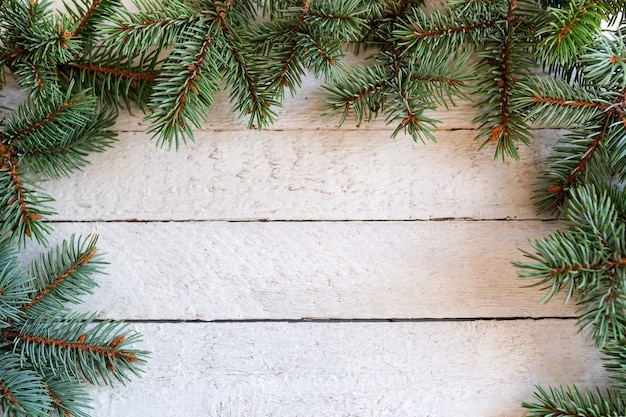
left=46, top=218, right=559, bottom=223
left=116, top=317, right=578, bottom=324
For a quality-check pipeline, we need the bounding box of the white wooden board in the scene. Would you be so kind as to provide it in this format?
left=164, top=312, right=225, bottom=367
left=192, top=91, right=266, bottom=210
left=26, top=220, right=574, bottom=320
left=86, top=321, right=609, bottom=417
left=43, top=129, right=556, bottom=222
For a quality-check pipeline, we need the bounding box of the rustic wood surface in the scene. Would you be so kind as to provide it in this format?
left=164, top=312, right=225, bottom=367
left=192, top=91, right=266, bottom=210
left=11, top=2, right=610, bottom=415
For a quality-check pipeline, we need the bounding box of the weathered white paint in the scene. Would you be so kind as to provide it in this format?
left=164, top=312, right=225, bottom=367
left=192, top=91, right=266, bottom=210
left=43, top=129, right=556, bottom=222
left=26, top=221, right=573, bottom=321
left=87, top=321, right=608, bottom=417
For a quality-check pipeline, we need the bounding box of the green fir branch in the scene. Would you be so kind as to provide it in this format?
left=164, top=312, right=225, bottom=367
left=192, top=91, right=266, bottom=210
left=103, top=0, right=201, bottom=55
left=533, top=118, right=609, bottom=213
left=0, top=249, right=33, bottom=327
left=523, top=385, right=626, bottom=417
left=392, top=5, right=503, bottom=58
left=1, top=88, right=96, bottom=149
left=514, top=76, right=602, bottom=127
left=21, top=108, right=117, bottom=179
left=385, top=72, right=439, bottom=142
left=15, top=313, right=146, bottom=386
left=604, top=342, right=626, bottom=395
left=0, top=235, right=147, bottom=416
left=18, top=235, right=104, bottom=320
left=0, top=161, right=54, bottom=245
left=517, top=184, right=626, bottom=347
left=215, top=4, right=277, bottom=130
left=0, top=353, right=51, bottom=417
left=43, top=375, right=91, bottom=417
left=322, top=63, right=390, bottom=127
left=64, top=0, right=122, bottom=40
left=536, top=0, right=607, bottom=66
left=302, top=0, right=374, bottom=41
left=146, top=23, right=223, bottom=147
left=582, top=29, right=626, bottom=90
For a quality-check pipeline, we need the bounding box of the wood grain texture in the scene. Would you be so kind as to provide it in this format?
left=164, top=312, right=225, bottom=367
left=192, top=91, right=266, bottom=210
left=43, top=129, right=556, bottom=222
left=87, top=321, right=609, bottom=417
left=24, top=220, right=574, bottom=320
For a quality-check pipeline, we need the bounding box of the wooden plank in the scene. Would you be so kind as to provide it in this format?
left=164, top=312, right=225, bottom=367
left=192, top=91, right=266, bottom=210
left=86, top=321, right=609, bottom=417
left=43, top=129, right=555, bottom=222
left=26, top=221, right=575, bottom=320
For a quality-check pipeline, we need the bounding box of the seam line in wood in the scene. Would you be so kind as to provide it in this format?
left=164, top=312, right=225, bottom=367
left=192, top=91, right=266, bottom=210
left=107, top=317, right=578, bottom=324
left=43, top=218, right=558, bottom=224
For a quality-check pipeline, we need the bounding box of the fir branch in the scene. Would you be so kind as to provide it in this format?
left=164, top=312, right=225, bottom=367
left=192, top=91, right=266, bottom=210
left=147, top=23, right=222, bottom=147
left=0, top=353, right=51, bottom=417
left=12, top=62, right=56, bottom=93
left=14, top=314, right=146, bottom=386
left=69, top=63, right=158, bottom=87
left=409, top=52, right=472, bottom=107
left=582, top=30, right=626, bottom=89
left=6, top=163, right=37, bottom=236
left=73, top=0, right=102, bottom=36
left=22, top=108, right=117, bottom=179
left=385, top=74, right=439, bottom=142
left=536, top=0, right=606, bottom=66
left=393, top=6, right=503, bottom=57
left=0, top=158, right=52, bottom=245
left=19, top=235, right=102, bottom=318
left=0, top=236, right=146, bottom=414
left=545, top=257, right=626, bottom=277
left=517, top=184, right=626, bottom=347
left=275, top=43, right=302, bottom=90
left=514, top=76, right=602, bottom=127
left=604, top=341, right=626, bottom=394
left=60, top=43, right=161, bottom=110
left=523, top=386, right=626, bottom=416
left=44, top=376, right=91, bottom=417
left=472, top=0, right=537, bottom=159
left=0, top=249, right=32, bottom=326
left=534, top=117, right=609, bottom=213
left=0, top=89, right=96, bottom=153
left=215, top=3, right=277, bottom=129
left=322, top=64, right=390, bottom=127
left=302, top=0, right=372, bottom=41
left=5, top=96, right=84, bottom=143
left=103, top=0, right=200, bottom=53
left=297, top=33, right=343, bottom=80
left=68, top=0, right=122, bottom=40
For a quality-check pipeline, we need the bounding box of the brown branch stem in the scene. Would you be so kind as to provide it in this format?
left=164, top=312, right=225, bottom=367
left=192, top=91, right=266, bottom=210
left=73, top=0, right=101, bottom=37
left=21, top=246, right=97, bottom=312
left=549, top=257, right=626, bottom=276
left=69, top=63, right=158, bottom=87
left=547, top=116, right=609, bottom=210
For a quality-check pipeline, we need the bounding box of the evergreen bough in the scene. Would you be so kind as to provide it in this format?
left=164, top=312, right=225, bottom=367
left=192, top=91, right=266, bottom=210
left=1, top=2, right=146, bottom=415
left=2, top=0, right=626, bottom=414
left=0, top=234, right=146, bottom=417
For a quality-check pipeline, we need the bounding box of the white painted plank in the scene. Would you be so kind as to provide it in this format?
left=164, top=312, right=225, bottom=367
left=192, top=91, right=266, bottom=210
left=26, top=221, right=575, bottom=320
left=43, top=129, right=555, bottom=222
left=87, top=321, right=608, bottom=417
